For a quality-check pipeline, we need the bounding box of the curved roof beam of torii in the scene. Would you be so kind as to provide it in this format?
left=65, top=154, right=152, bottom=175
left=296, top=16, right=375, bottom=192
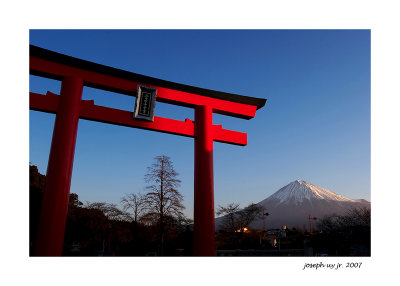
left=30, top=45, right=267, bottom=119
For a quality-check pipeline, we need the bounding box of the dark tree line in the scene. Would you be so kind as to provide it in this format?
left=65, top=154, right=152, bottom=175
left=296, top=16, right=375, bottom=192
left=311, top=207, right=371, bottom=256
left=214, top=202, right=371, bottom=256
left=29, top=159, right=371, bottom=256
left=30, top=155, right=193, bottom=256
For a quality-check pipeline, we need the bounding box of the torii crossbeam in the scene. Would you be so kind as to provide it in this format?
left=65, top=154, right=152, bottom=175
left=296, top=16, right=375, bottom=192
left=29, top=45, right=266, bottom=256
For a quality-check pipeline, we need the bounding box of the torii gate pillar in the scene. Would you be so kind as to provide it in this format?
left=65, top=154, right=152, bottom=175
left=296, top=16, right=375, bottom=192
left=34, top=77, right=83, bottom=256
left=194, top=105, right=215, bottom=256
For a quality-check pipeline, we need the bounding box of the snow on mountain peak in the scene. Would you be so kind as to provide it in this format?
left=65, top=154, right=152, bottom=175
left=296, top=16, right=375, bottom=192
left=267, top=180, right=356, bottom=204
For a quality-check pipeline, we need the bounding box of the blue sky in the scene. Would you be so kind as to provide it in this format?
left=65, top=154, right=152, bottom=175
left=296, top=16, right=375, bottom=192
left=29, top=30, right=370, bottom=218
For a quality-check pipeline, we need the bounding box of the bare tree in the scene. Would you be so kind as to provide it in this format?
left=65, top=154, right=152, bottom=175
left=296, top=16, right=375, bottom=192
left=120, top=193, right=147, bottom=223
left=143, top=155, right=185, bottom=254
left=318, top=207, right=371, bottom=232
left=217, top=203, right=263, bottom=233
left=216, top=203, right=241, bottom=232
left=85, top=202, right=128, bottom=221
left=238, top=203, right=264, bottom=231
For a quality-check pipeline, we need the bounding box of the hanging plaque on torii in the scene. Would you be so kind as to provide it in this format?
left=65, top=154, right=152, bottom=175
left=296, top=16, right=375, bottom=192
left=134, top=85, right=157, bottom=121
left=29, top=45, right=266, bottom=256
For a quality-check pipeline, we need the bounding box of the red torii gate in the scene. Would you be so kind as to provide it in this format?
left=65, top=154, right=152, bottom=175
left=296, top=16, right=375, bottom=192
left=30, top=45, right=266, bottom=256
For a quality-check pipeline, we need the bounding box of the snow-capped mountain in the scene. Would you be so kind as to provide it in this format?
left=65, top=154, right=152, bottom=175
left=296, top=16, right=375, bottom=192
left=262, top=180, right=356, bottom=204
left=217, top=180, right=370, bottom=230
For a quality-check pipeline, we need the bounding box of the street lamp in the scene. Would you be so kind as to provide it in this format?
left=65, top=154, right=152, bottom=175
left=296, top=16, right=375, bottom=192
left=263, top=211, right=270, bottom=239
left=308, top=215, right=318, bottom=234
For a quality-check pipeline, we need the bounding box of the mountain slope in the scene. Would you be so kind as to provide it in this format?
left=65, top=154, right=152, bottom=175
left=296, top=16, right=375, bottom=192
left=260, top=180, right=356, bottom=204
left=217, top=180, right=370, bottom=230
left=252, top=180, right=370, bottom=229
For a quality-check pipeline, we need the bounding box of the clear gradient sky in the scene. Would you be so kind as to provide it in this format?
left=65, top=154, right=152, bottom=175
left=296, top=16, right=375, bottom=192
left=29, top=30, right=370, bottom=219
